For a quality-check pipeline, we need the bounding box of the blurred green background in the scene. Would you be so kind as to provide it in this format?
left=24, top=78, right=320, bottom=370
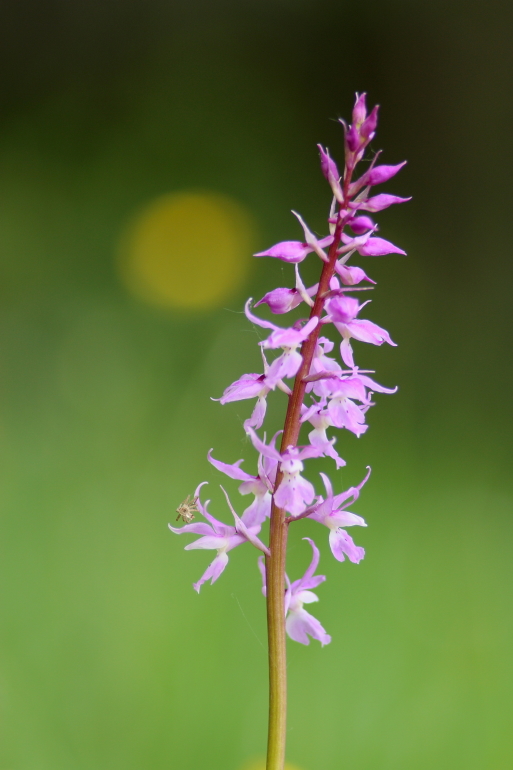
left=0, top=0, right=512, bottom=768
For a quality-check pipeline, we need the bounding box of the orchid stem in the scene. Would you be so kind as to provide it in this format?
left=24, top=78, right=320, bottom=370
left=265, top=510, right=288, bottom=770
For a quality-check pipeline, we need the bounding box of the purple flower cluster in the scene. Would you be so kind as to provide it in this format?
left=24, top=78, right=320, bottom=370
left=170, top=94, right=408, bottom=646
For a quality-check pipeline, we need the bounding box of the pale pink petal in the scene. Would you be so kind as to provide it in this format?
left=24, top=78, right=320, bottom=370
left=328, top=529, right=365, bottom=563
left=331, top=510, right=367, bottom=528
left=241, top=493, right=271, bottom=528
left=329, top=376, right=368, bottom=402
left=297, top=589, right=320, bottom=604
left=263, top=316, right=318, bottom=349
left=308, top=427, right=346, bottom=469
left=194, top=495, right=232, bottom=536
left=220, top=486, right=270, bottom=556
left=296, top=573, right=326, bottom=591
left=185, top=535, right=228, bottom=551
left=193, top=551, right=230, bottom=593
left=219, top=373, right=267, bottom=404
left=245, top=427, right=282, bottom=462
left=238, top=476, right=268, bottom=497
left=168, top=522, right=213, bottom=537
left=327, top=397, right=368, bottom=436
left=294, top=444, right=325, bottom=462
left=356, top=373, right=398, bottom=394
left=340, top=337, right=355, bottom=368
left=275, top=474, right=315, bottom=516
left=243, top=396, right=267, bottom=431
left=299, top=537, right=320, bottom=584
left=257, top=554, right=267, bottom=596
left=346, top=319, right=396, bottom=346
left=265, top=349, right=302, bottom=386
left=332, top=466, right=371, bottom=509
left=207, top=450, right=254, bottom=482
left=286, top=608, right=331, bottom=646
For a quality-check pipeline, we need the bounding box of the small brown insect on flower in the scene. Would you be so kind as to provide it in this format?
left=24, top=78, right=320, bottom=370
left=176, top=494, right=199, bottom=524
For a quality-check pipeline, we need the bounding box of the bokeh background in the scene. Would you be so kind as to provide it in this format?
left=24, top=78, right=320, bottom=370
left=0, top=1, right=512, bottom=768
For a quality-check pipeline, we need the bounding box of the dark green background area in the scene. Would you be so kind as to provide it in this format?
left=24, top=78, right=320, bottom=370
left=0, top=1, right=512, bottom=768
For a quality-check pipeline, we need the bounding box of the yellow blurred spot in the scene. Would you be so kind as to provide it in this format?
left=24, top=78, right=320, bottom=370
left=118, top=191, right=257, bottom=311
left=238, top=759, right=305, bottom=770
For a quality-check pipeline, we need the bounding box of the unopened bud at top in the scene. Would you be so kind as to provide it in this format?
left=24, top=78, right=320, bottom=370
left=360, top=106, right=379, bottom=141
left=318, top=145, right=343, bottom=203
left=345, top=124, right=360, bottom=153
left=344, top=94, right=380, bottom=160
left=352, top=93, right=367, bottom=126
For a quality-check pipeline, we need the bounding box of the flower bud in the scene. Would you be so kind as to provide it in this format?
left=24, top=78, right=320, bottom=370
left=359, top=194, right=411, bottom=212
left=254, top=240, right=311, bottom=263
left=352, top=92, right=367, bottom=126
left=336, top=264, right=375, bottom=286
left=367, top=161, right=407, bottom=186
left=255, top=287, right=302, bottom=314
left=345, top=125, right=360, bottom=152
left=360, top=105, right=379, bottom=140
left=327, top=295, right=360, bottom=324
left=318, top=145, right=343, bottom=203
left=348, top=215, right=375, bottom=234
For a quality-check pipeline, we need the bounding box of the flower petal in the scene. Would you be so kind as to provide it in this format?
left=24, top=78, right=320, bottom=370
left=168, top=522, right=213, bottom=537
left=275, top=473, right=315, bottom=516
left=299, top=537, right=320, bottom=585
left=255, top=287, right=303, bottom=314
left=220, top=486, right=270, bottom=556
left=219, top=373, right=267, bottom=404
left=207, top=450, right=255, bottom=482
left=185, top=535, right=228, bottom=551
left=243, top=396, right=268, bottom=431
left=241, top=492, right=271, bottom=528
left=328, top=528, right=365, bottom=563
left=245, top=427, right=282, bottom=462
left=193, top=551, right=230, bottom=593
left=346, top=319, right=396, bottom=346
left=298, top=589, right=320, bottom=604
left=286, top=607, right=331, bottom=646
left=340, top=337, right=355, bottom=368
left=265, top=349, right=302, bottom=386
left=257, top=554, right=267, bottom=596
